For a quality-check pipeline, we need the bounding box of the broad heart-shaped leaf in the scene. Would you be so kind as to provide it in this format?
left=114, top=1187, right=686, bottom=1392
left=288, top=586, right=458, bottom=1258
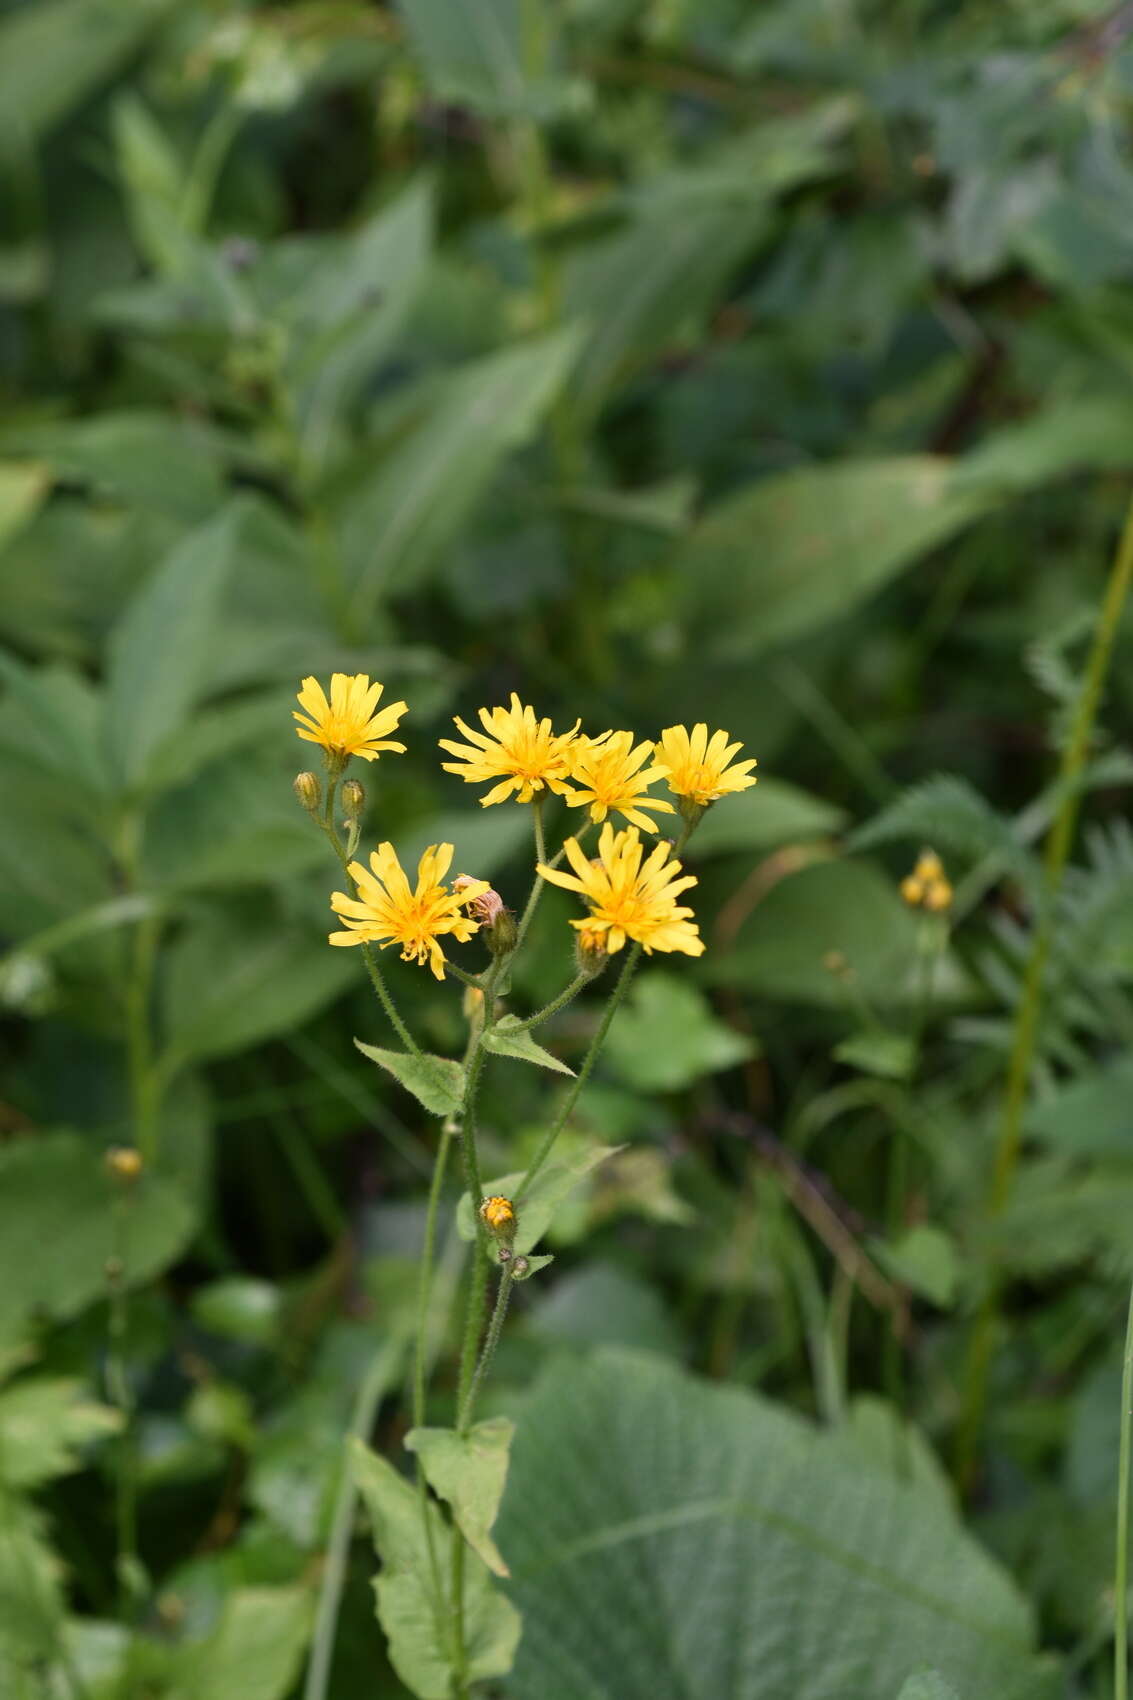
left=105, top=502, right=241, bottom=790
left=602, top=971, right=754, bottom=1092
left=355, top=1044, right=465, bottom=1118
left=456, top=1144, right=623, bottom=1252
left=498, top=1352, right=1056, bottom=1700
left=352, top=1441, right=520, bottom=1700
left=163, top=1587, right=312, bottom=1700
left=677, top=457, right=995, bottom=661
left=405, top=1417, right=515, bottom=1577
left=339, top=324, right=583, bottom=624
left=484, top=1016, right=574, bottom=1076
left=0, top=1135, right=195, bottom=1343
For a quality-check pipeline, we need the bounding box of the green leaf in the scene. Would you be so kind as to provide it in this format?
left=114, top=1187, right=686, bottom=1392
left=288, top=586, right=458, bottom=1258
left=165, top=1587, right=312, bottom=1700
left=406, top=1417, right=515, bottom=1577
left=162, top=908, right=358, bottom=1069
left=702, top=859, right=940, bottom=1008
left=848, top=775, right=1030, bottom=873
left=499, top=1351, right=1053, bottom=1700
left=0, top=1379, right=119, bottom=1487
left=485, top=1015, right=574, bottom=1076
left=355, top=1044, right=465, bottom=1117
left=105, top=503, right=240, bottom=789
left=896, top=1676, right=964, bottom=1700
left=396, top=0, right=560, bottom=119
left=191, top=1278, right=282, bottom=1348
left=872, top=1226, right=960, bottom=1309
left=0, top=0, right=175, bottom=141
left=677, top=458, right=993, bottom=661
left=0, top=462, right=49, bottom=555
left=0, top=1135, right=195, bottom=1341
left=339, top=325, right=583, bottom=623
left=834, top=1029, right=916, bottom=1082
left=0, top=1511, right=63, bottom=1668
left=690, top=778, right=846, bottom=857
left=1025, top=1055, right=1133, bottom=1158
left=352, top=1440, right=520, bottom=1699
left=457, top=1144, right=622, bottom=1251
left=603, top=971, right=754, bottom=1091
left=16, top=411, right=226, bottom=523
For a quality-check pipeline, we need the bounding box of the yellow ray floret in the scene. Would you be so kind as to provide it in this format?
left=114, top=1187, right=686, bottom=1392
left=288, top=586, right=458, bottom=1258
left=329, top=842, right=490, bottom=979
left=652, top=723, right=757, bottom=808
left=439, top=693, right=580, bottom=806
left=294, top=674, right=408, bottom=763
left=537, top=822, right=704, bottom=957
left=563, top=730, right=675, bottom=832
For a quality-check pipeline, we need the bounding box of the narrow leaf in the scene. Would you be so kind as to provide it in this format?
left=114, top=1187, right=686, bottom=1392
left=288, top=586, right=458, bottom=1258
left=485, top=1015, right=574, bottom=1076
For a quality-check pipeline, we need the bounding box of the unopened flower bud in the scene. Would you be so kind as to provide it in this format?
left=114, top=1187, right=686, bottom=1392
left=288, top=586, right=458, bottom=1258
left=923, top=878, right=953, bottom=913
left=901, top=848, right=952, bottom=914
left=479, top=1194, right=517, bottom=1248
left=510, top=1255, right=531, bottom=1279
left=455, top=877, right=516, bottom=956
left=676, top=797, right=708, bottom=830
left=341, top=778, right=365, bottom=821
left=106, top=1146, right=143, bottom=1183
left=293, top=771, right=321, bottom=813
left=574, top=920, right=609, bottom=978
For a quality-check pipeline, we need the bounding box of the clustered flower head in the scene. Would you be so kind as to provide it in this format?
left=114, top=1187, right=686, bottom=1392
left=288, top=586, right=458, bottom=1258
left=294, top=675, right=758, bottom=975
left=900, top=848, right=953, bottom=913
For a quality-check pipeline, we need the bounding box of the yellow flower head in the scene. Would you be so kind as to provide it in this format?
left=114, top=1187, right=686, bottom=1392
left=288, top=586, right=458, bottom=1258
left=294, top=674, right=408, bottom=764
left=480, top=1195, right=515, bottom=1232
left=439, top=694, right=580, bottom=806
left=652, top=723, right=758, bottom=808
left=901, top=848, right=952, bottom=913
left=538, top=822, right=704, bottom=957
left=329, top=843, right=490, bottom=980
left=563, top=730, right=675, bottom=832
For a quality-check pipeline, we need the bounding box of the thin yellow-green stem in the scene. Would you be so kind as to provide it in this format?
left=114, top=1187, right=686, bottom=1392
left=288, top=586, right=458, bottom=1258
left=318, top=801, right=421, bottom=1056
left=106, top=1192, right=139, bottom=1625
left=458, top=1265, right=515, bottom=1435
left=1116, top=1280, right=1133, bottom=1700
left=504, top=971, right=590, bottom=1034
left=512, top=797, right=548, bottom=955
left=956, top=490, right=1133, bottom=1489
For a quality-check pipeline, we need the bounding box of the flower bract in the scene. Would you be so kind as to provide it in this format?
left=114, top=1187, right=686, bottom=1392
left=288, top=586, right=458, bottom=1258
left=563, top=730, right=675, bottom=831
left=439, top=694, right=580, bottom=805
left=652, top=723, right=757, bottom=808
left=537, top=822, right=704, bottom=957
left=329, top=843, right=489, bottom=979
left=294, top=674, right=408, bottom=764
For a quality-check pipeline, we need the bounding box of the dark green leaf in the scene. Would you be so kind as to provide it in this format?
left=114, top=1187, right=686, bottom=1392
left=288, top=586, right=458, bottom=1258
left=355, top=1044, right=465, bottom=1117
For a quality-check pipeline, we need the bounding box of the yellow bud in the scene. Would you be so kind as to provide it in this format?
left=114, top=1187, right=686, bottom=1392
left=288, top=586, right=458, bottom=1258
left=900, top=875, right=924, bottom=907
left=293, top=771, right=321, bottom=813
left=913, top=849, right=944, bottom=884
left=479, top=1194, right=516, bottom=1245
left=341, top=778, right=365, bottom=821
left=105, top=1146, right=143, bottom=1182
left=575, top=920, right=609, bottom=977
left=923, top=878, right=953, bottom=913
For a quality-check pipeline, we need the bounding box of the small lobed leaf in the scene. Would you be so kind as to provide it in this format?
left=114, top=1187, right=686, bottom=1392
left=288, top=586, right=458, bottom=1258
left=0, top=1378, right=120, bottom=1488
left=355, top=1044, right=465, bottom=1117
left=485, top=1015, right=575, bottom=1076
left=406, top=1417, right=515, bottom=1577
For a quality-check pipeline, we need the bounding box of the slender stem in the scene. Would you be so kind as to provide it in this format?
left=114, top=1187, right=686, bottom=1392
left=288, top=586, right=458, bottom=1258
left=106, top=1193, right=139, bottom=1625
left=444, top=960, right=486, bottom=992
left=516, top=942, right=642, bottom=1202
left=413, top=1124, right=457, bottom=1430
left=956, top=490, right=1133, bottom=1490
left=125, top=914, right=161, bottom=1164
left=503, top=971, right=590, bottom=1034
left=450, top=1238, right=489, bottom=1697
left=1117, top=1281, right=1133, bottom=1700
left=459, top=1266, right=515, bottom=1434
left=512, top=797, right=548, bottom=955
left=360, top=942, right=421, bottom=1055
left=303, top=1337, right=403, bottom=1700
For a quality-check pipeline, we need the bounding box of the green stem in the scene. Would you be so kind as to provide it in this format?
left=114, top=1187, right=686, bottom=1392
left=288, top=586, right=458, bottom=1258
left=360, top=942, right=421, bottom=1056
left=303, top=1337, right=403, bottom=1700
left=458, top=1266, right=515, bottom=1434
left=125, top=914, right=161, bottom=1165
left=504, top=971, right=590, bottom=1034
left=516, top=942, right=642, bottom=1202
left=1117, top=1280, right=1133, bottom=1700
left=444, top=960, right=486, bottom=992
left=956, top=489, right=1133, bottom=1490
left=106, top=1193, right=139, bottom=1626
left=512, top=797, right=548, bottom=955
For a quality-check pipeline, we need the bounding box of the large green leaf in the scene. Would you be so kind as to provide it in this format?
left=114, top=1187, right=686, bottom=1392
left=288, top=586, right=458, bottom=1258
left=164, top=1587, right=312, bottom=1700
left=406, top=1417, right=515, bottom=1577
left=677, top=458, right=994, bottom=661
left=690, top=778, right=845, bottom=858
left=0, top=1379, right=119, bottom=1488
left=0, top=462, right=49, bottom=554
left=396, top=0, right=559, bottom=118
left=105, top=503, right=241, bottom=790
left=339, top=325, right=582, bottom=622
left=499, top=1352, right=1055, bottom=1700
left=603, top=971, right=754, bottom=1091
left=0, top=1135, right=195, bottom=1340
left=0, top=0, right=175, bottom=140
left=352, top=1441, right=520, bottom=1699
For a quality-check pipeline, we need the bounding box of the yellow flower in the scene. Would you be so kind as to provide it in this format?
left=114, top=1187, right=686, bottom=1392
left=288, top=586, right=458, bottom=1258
left=294, top=674, right=408, bottom=764
left=901, top=849, right=952, bottom=913
left=563, top=731, right=675, bottom=832
left=439, top=694, right=580, bottom=806
left=480, top=1195, right=515, bottom=1232
left=652, top=723, right=758, bottom=808
left=537, top=822, right=704, bottom=957
left=329, top=843, right=490, bottom=979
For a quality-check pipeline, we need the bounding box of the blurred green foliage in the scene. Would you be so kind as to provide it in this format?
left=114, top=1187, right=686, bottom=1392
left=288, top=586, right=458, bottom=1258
left=5, top=0, right=1133, bottom=1695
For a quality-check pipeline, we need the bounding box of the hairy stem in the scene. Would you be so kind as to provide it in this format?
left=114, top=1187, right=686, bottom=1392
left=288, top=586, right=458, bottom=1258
left=1117, top=1280, right=1133, bottom=1700
left=459, top=1265, right=515, bottom=1434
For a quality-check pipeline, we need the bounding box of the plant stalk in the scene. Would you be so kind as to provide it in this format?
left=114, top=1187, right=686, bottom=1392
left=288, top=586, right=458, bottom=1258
left=1117, top=1280, right=1133, bottom=1700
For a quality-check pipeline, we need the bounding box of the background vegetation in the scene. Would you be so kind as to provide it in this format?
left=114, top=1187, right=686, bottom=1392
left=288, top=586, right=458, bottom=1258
left=4, top=0, right=1133, bottom=1695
